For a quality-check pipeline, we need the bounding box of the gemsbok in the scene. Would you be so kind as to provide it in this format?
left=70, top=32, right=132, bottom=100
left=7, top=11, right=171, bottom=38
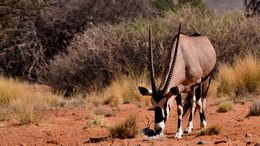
left=138, top=24, right=216, bottom=139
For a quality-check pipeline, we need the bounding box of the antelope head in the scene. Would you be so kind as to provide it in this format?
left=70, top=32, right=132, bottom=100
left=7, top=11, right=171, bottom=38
left=138, top=24, right=181, bottom=134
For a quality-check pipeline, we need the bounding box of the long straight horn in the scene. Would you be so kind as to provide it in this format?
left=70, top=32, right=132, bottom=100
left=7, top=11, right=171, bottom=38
left=149, top=29, right=157, bottom=98
left=162, top=24, right=181, bottom=94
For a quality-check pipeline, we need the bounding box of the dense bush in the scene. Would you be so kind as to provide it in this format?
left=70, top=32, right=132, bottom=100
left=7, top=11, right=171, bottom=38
left=0, top=0, right=156, bottom=80
left=41, top=6, right=260, bottom=95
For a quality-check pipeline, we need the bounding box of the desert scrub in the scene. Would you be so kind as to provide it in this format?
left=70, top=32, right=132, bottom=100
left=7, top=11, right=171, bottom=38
left=217, top=101, right=233, bottom=113
left=44, top=6, right=260, bottom=95
left=248, top=100, right=260, bottom=116
left=0, top=76, right=62, bottom=123
left=109, top=116, right=139, bottom=139
left=197, top=125, right=222, bottom=136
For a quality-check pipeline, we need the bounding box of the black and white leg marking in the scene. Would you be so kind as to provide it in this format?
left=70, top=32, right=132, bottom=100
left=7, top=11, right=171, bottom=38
left=196, top=84, right=207, bottom=129
left=185, top=91, right=196, bottom=134
left=175, top=94, right=183, bottom=139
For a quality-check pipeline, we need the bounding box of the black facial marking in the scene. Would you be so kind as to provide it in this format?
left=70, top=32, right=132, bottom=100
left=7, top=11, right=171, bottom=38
left=154, top=107, right=164, bottom=123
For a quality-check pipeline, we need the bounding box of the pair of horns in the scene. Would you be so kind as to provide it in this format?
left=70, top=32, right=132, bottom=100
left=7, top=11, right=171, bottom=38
left=149, top=24, right=182, bottom=99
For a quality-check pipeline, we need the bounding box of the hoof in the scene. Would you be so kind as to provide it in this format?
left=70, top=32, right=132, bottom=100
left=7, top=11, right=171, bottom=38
left=184, top=127, right=192, bottom=134
left=175, top=131, right=183, bottom=139
left=200, top=121, right=207, bottom=129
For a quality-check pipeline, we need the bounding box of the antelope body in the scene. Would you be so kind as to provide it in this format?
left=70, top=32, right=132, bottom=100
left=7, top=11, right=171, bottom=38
left=138, top=24, right=216, bottom=139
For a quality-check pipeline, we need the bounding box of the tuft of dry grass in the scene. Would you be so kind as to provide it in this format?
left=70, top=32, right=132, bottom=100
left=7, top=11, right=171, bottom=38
left=216, top=54, right=260, bottom=98
left=248, top=100, right=260, bottom=116
left=109, top=116, right=139, bottom=139
left=0, top=108, right=9, bottom=121
left=217, top=101, right=233, bottom=113
left=0, top=76, right=63, bottom=124
left=83, top=116, right=104, bottom=130
left=197, top=125, right=222, bottom=136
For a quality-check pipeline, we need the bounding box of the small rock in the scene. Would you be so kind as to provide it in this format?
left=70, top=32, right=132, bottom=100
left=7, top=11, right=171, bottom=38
left=246, top=141, right=252, bottom=145
left=46, top=140, right=59, bottom=145
left=254, top=143, right=260, bottom=146
left=245, top=133, right=252, bottom=138
left=197, top=141, right=207, bottom=145
left=215, top=140, right=227, bottom=144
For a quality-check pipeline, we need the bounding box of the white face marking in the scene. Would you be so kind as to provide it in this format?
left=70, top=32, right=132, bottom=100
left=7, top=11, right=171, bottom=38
left=154, top=121, right=165, bottom=132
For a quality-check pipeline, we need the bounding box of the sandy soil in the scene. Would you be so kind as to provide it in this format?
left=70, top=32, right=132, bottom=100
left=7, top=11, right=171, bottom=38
left=0, top=98, right=259, bottom=146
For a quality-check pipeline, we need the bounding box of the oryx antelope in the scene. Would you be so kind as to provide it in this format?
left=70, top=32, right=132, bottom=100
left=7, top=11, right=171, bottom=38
left=138, top=24, right=216, bottom=139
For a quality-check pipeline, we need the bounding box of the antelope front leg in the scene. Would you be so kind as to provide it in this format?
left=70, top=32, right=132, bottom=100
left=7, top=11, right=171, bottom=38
left=197, top=98, right=207, bottom=129
left=175, top=94, right=183, bottom=139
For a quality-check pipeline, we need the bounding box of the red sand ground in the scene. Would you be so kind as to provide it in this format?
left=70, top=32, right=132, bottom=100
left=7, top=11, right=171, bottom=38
left=0, top=98, right=259, bottom=146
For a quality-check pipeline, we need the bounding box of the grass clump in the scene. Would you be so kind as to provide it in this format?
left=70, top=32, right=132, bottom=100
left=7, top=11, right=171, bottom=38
left=217, top=101, right=233, bottom=113
left=197, top=125, right=222, bottom=136
left=217, top=54, right=260, bottom=98
left=83, top=116, right=104, bottom=130
left=109, top=116, right=139, bottom=139
left=0, top=76, right=62, bottom=124
left=248, top=100, right=260, bottom=116
left=83, top=110, right=105, bottom=130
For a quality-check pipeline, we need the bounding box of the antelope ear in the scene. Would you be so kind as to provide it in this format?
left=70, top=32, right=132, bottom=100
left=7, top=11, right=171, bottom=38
left=138, top=86, right=153, bottom=96
left=164, top=87, right=178, bottom=100
left=170, top=86, right=180, bottom=95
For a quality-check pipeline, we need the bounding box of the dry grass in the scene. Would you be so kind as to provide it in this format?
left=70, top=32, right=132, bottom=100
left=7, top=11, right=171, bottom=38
left=248, top=100, right=260, bottom=116
left=197, top=125, right=222, bottom=136
left=216, top=54, right=260, bottom=98
left=0, top=76, right=63, bottom=123
left=217, top=101, right=233, bottom=113
left=83, top=116, right=104, bottom=130
left=109, top=116, right=139, bottom=139
left=87, top=74, right=151, bottom=107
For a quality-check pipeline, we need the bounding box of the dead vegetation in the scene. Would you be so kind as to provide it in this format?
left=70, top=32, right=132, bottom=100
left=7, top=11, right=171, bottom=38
left=215, top=54, right=260, bottom=98
left=109, top=116, right=139, bottom=139
left=197, top=125, right=222, bottom=136
left=248, top=100, right=260, bottom=116
left=0, top=76, right=86, bottom=124
left=217, top=101, right=233, bottom=113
